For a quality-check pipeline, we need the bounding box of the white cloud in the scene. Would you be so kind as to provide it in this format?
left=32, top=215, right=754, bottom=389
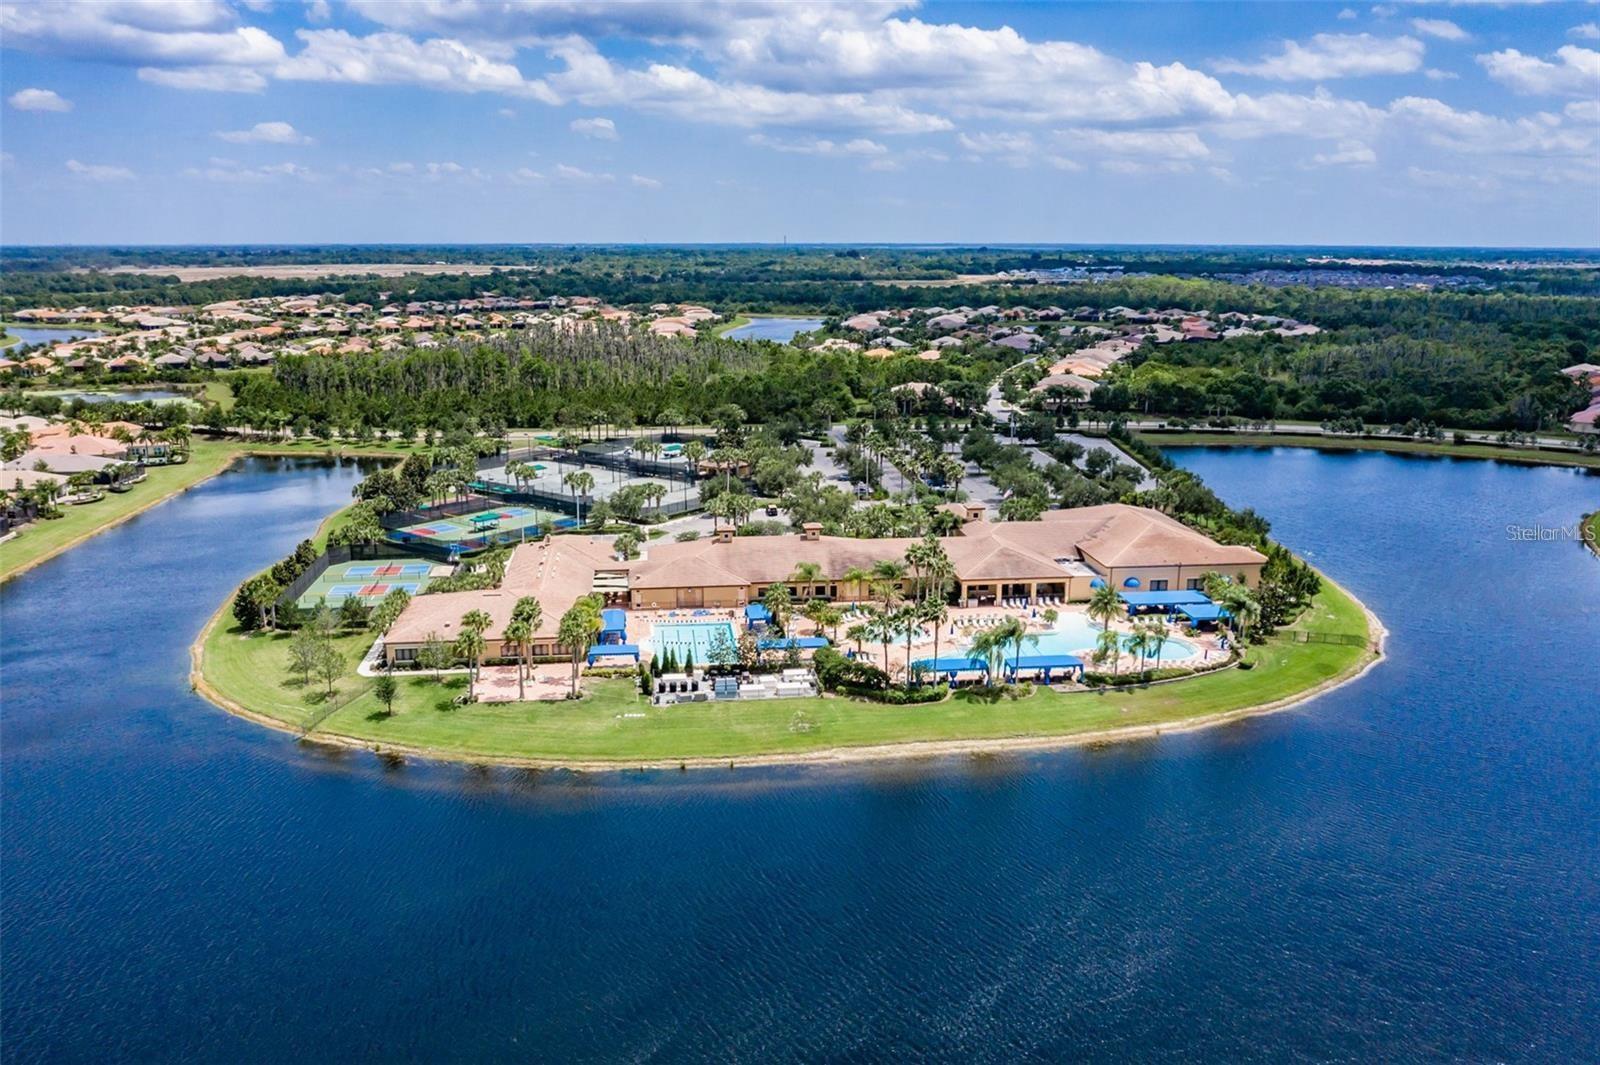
left=554, top=163, right=614, bottom=182
left=8, top=87, right=72, bottom=112
left=1063, top=128, right=1212, bottom=159
left=958, top=130, right=1035, bottom=154
left=1215, top=33, right=1424, bottom=80
left=1389, top=95, right=1596, bottom=161
left=0, top=0, right=286, bottom=90
left=747, top=134, right=889, bottom=155
left=570, top=116, right=618, bottom=140
left=138, top=65, right=267, bottom=91
left=498, top=107, right=517, bottom=118
left=276, top=29, right=558, bottom=100
left=1477, top=46, right=1600, bottom=97
left=1409, top=19, right=1468, bottom=42
left=1424, top=68, right=1459, bottom=81
left=1570, top=23, right=1600, bottom=41
left=216, top=120, right=310, bottom=144
left=65, top=159, right=135, bottom=181
left=1338, top=8, right=1358, bottom=19
left=630, top=173, right=662, bottom=188
left=543, top=37, right=951, bottom=134
left=1406, top=166, right=1497, bottom=193
left=185, top=157, right=314, bottom=182
left=1308, top=139, right=1377, bottom=166
left=1566, top=99, right=1600, bottom=124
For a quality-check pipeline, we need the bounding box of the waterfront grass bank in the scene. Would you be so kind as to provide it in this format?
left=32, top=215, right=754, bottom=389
left=0, top=438, right=414, bottom=583
left=195, top=575, right=1379, bottom=769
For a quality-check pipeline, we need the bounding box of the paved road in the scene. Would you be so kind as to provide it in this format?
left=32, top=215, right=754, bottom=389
left=985, top=372, right=1159, bottom=490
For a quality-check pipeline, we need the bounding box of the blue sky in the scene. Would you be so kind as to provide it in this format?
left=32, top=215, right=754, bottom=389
left=2, top=0, right=1597, bottom=246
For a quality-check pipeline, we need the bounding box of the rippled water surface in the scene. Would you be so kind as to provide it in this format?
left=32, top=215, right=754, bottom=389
left=2, top=450, right=1598, bottom=1061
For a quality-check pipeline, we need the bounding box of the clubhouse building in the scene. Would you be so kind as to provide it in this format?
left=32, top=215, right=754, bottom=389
left=382, top=504, right=1264, bottom=667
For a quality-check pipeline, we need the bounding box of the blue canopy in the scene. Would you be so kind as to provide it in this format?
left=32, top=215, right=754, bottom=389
left=586, top=643, right=640, bottom=665
left=1122, top=577, right=1141, bottom=588
left=1177, top=603, right=1230, bottom=622
left=1119, top=589, right=1212, bottom=608
left=744, top=603, right=772, bottom=622
left=1005, top=653, right=1085, bottom=674
left=600, top=608, right=627, bottom=632
left=913, top=656, right=989, bottom=674
left=1089, top=578, right=1106, bottom=589
left=757, top=636, right=829, bottom=650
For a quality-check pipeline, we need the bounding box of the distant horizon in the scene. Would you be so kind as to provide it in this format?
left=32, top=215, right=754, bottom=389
left=6, top=241, right=1599, bottom=254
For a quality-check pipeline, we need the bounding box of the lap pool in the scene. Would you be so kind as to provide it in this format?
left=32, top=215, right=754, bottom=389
left=648, top=621, right=738, bottom=662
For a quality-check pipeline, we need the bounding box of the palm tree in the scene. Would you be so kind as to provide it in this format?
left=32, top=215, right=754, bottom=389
left=1146, top=616, right=1169, bottom=670
left=563, top=469, right=595, bottom=525
left=457, top=608, right=492, bottom=699
left=893, top=603, right=922, bottom=687
left=681, top=438, right=707, bottom=497
left=708, top=492, right=740, bottom=532
left=1126, top=622, right=1152, bottom=673
left=556, top=598, right=602, bottom=697
left=503, top=617, right=531, bottom=701
left=846, top=622, right=869, bottom=656
left=870, top=559, right=907, bottom=610
left=968, top=622, right=1016, bottom=688
left=789, top=561, right=824, bottom=598
left=511, top=596, right=543, bottom=682
left=841, top=565, right=873, bottom=603
left=1087, top=582, right=1123, bottom=631
left=919, top=596, right=950, bottom=684
left=1094, top=628, right=1122, bottom=675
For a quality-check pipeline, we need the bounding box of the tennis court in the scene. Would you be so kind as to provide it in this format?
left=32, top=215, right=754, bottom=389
left=388, top=505, right=560, bottom=549
left=296, top=558, right=442, bottom=608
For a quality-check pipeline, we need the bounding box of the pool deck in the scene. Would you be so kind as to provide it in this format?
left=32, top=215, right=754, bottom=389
left=840, top=602, right=1224, bottom=678
left=626, top=602, right=1223, bottom=677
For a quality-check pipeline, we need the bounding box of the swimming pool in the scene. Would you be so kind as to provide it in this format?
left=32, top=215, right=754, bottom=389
left=649, top=621, right=738, bottom=663
left=967, top=614, right=1200, bottom=663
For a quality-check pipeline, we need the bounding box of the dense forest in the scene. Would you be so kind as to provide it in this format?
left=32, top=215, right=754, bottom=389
left=227, top=324, right=1008, bottom=434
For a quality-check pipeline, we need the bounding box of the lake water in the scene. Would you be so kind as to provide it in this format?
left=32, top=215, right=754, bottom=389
left=723, top=316, right=825, bottom=342
left=4, top=326, right=94, bottom=347
left=2, top=450, right=1598, bottom=1060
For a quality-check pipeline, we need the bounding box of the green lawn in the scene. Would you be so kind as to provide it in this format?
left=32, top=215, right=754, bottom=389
left=1, top=437, right=416, bottom=583
left=1140, top=431, right=1600, bottom=470
left=198, top=577, right=1377, bottom=765
left=1585, top=511, right=1599, bottom=557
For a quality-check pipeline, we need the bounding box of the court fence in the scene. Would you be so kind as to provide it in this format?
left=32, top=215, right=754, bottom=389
left=274, top=542, right=426, bottom=611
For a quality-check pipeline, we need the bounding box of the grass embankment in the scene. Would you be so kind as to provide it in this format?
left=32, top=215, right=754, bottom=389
left=0, top=437, right=415, bottom=583
left=1139, top=431, right=1600, bottom=470
left=712, top=315, right=752, bottom=337
left=197, top=578, right=1377, bottom=767
left=1585, top=511, right=1600, bottom=557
